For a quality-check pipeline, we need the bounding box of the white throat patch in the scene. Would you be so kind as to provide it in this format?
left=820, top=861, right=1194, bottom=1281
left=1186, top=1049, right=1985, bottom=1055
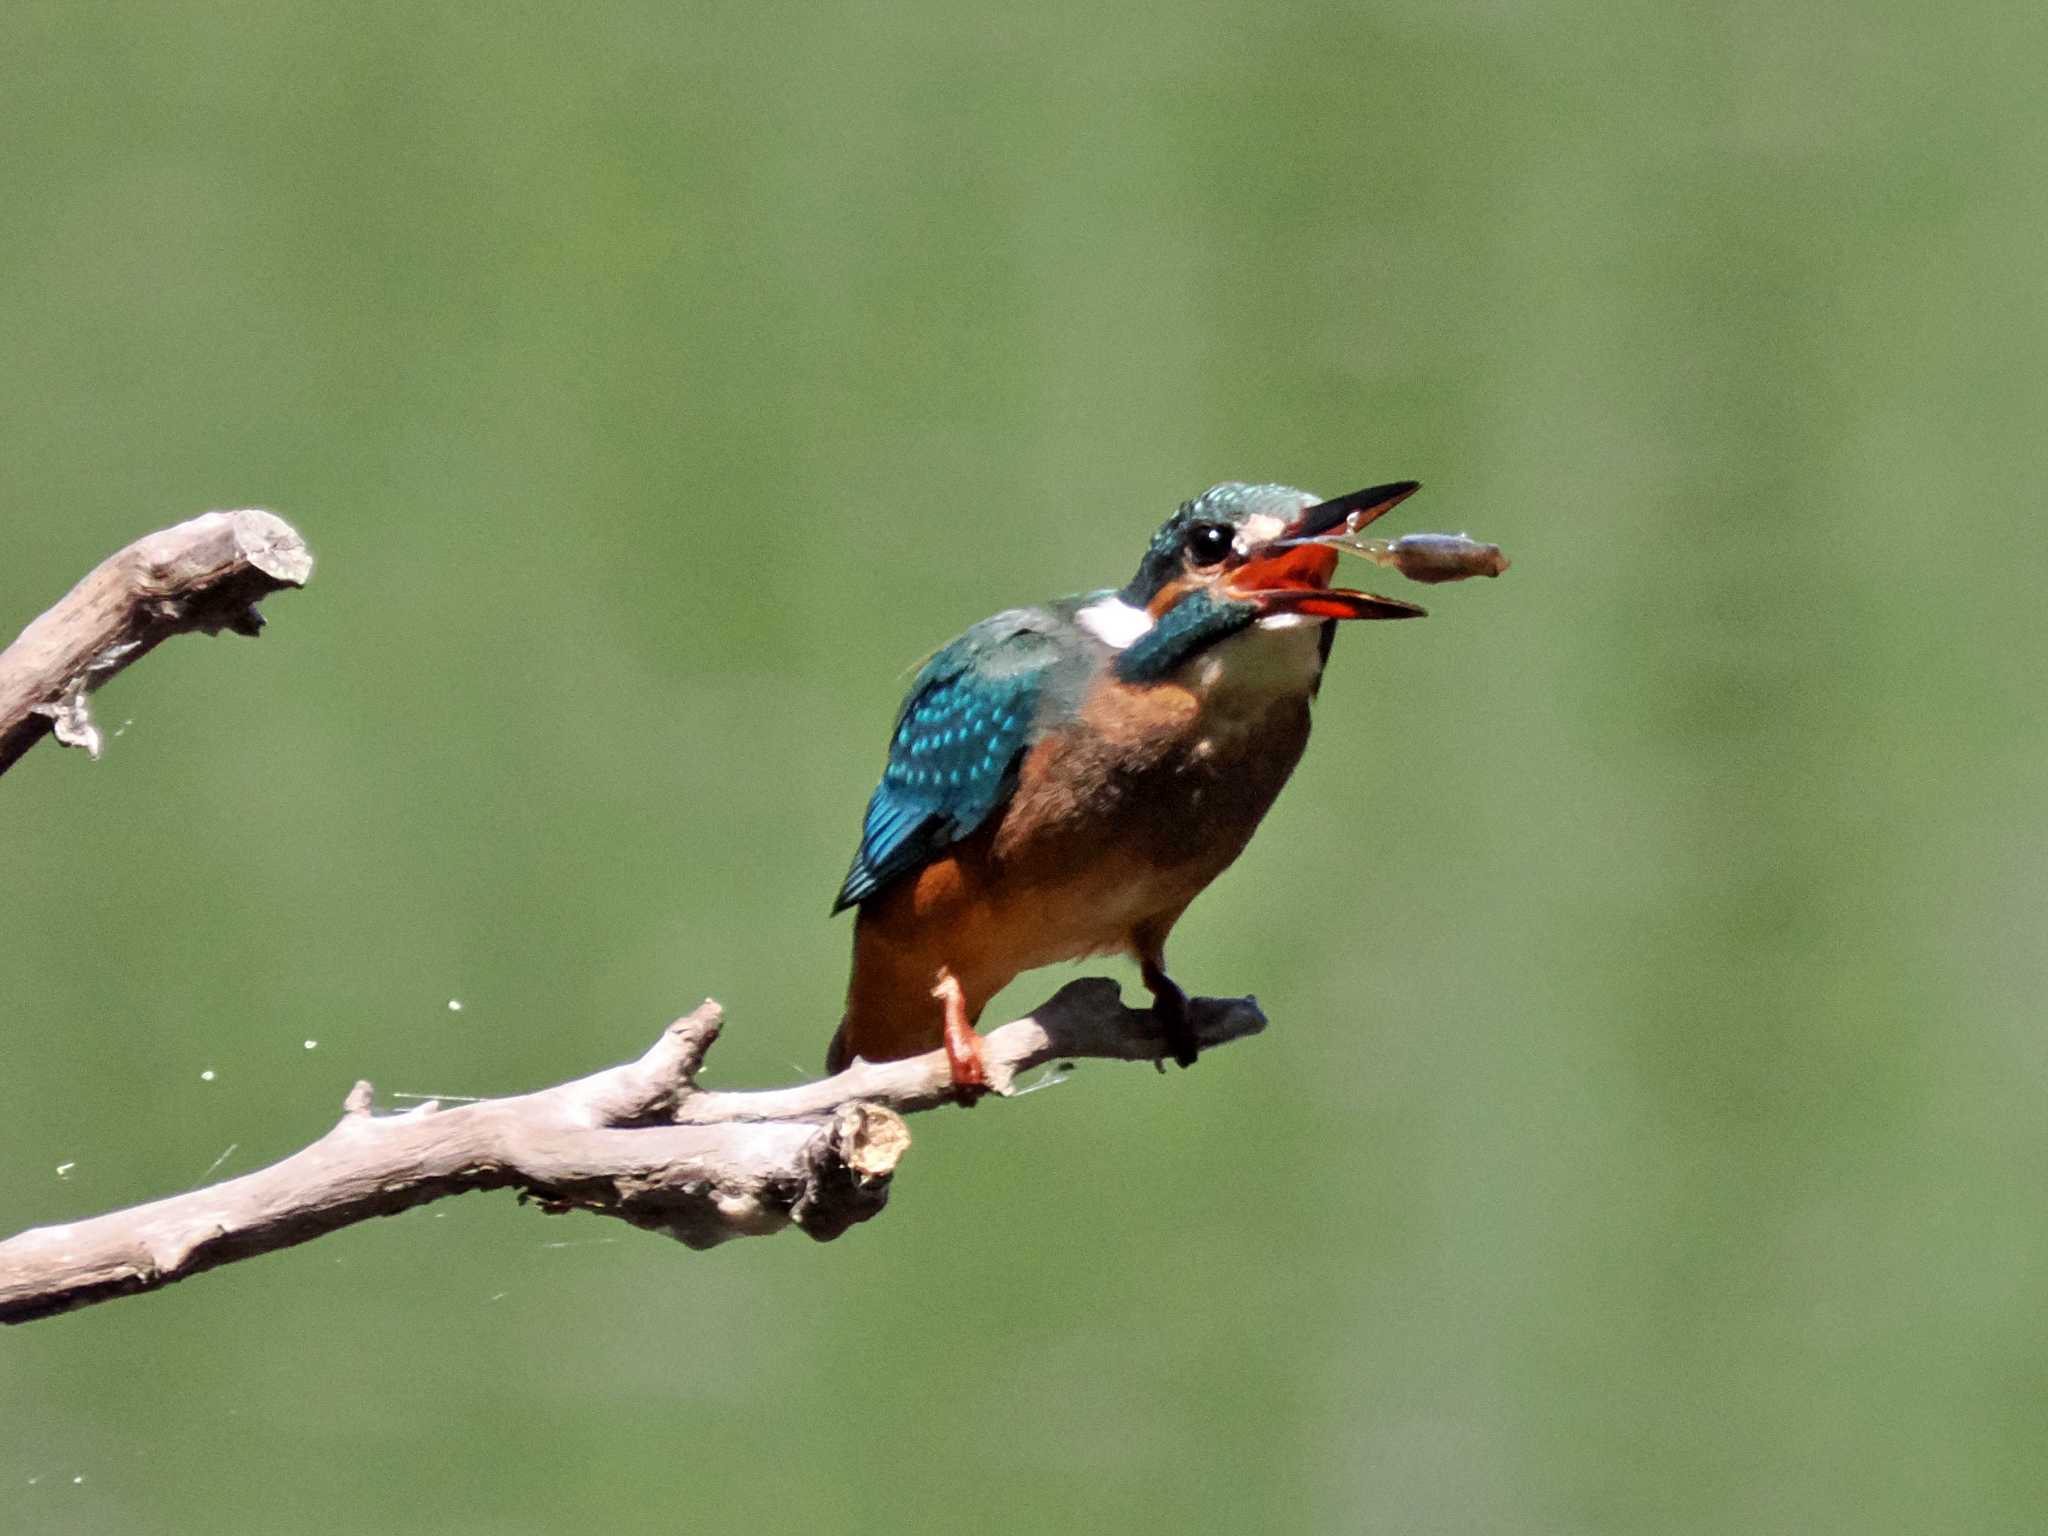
left=1075, top=595, right=1155, bottom=651
left=1192, top=620, right=1327, bottom=717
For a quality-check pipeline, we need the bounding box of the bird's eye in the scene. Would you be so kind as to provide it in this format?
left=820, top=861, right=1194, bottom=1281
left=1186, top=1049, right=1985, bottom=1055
left=1183, top=523, right=1233, bottom=567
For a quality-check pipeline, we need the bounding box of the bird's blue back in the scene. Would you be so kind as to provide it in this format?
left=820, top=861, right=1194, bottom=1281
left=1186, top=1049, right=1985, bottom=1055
left=833, top=606, right=1091, bottom=912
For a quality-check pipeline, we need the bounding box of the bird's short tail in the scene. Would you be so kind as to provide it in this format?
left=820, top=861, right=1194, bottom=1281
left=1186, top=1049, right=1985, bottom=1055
left=824, top=1016, right=853, bottom=1076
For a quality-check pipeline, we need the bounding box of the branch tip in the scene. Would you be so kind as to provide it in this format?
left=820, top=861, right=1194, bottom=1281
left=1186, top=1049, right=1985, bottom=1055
left=224, top=509, right=315, bottom=587
left=664, top=1001, right=723, bottom=1079
left=0, top=507, right=314, bottom=777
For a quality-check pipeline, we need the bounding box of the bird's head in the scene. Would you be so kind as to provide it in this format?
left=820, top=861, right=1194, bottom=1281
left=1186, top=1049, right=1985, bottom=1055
left=1123, top=480, right=1427, bottom=624
left=1099, top=481, right=1426, bottom=680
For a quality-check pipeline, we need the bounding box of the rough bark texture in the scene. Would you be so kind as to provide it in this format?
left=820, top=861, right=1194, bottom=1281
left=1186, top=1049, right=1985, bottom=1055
left=0, top=509, right=312, bottom=775
left=0, top=981, right=1264, bottom=1324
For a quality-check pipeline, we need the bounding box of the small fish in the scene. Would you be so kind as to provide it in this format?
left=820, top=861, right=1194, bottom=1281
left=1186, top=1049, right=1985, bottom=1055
left=1280, top=523, right=1511, bottom=584
left=1371, top=532, right=1511, bottom=584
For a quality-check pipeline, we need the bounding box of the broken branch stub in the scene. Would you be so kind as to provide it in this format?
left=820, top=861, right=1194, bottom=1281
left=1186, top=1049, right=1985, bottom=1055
left=0, top=509, right=313, bottom=776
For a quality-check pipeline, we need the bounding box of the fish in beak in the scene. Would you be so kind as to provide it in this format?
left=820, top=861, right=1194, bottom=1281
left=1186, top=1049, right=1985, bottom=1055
left=1225, top=481, right=1429, bottom=622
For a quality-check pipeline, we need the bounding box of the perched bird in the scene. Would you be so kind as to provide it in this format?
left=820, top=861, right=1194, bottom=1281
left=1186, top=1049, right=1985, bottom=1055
left=829, top=479, right=1427, bottom=1095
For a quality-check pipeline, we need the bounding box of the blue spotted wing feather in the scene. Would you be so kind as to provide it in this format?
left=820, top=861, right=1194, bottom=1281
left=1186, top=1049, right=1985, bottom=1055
left=833, top=610, right=1070, bottom=912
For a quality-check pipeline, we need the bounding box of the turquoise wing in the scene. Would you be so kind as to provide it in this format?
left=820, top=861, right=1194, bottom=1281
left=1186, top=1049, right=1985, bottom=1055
left=833, top=611, right=1067, bottom=912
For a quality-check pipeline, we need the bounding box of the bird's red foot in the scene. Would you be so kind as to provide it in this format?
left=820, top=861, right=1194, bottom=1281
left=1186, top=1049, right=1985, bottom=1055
left=943, top=1019, right=990, bottom=1106
left=935, top=972, right=990, bottom=1107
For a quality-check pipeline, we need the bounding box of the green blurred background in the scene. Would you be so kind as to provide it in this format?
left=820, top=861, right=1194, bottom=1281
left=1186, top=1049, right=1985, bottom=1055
left=4, top=2, right=2043, bottom=1531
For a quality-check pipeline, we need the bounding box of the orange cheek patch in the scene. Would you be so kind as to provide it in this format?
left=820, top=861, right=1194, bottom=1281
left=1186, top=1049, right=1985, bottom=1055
left=1145, top=575, right=1198, bottom=618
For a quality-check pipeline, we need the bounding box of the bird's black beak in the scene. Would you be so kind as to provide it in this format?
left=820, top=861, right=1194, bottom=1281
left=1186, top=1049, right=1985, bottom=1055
left=1283, top=480, right=1421, bottom=542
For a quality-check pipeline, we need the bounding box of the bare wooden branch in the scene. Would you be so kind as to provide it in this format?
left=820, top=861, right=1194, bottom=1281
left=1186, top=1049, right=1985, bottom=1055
left=0, top=980, right=1264, bottom=1324
left=0, top=509, right=312, bottom=775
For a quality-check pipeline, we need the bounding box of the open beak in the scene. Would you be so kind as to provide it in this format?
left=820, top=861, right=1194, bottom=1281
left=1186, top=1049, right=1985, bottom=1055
left=1224, top=480, right=1429, bottom=622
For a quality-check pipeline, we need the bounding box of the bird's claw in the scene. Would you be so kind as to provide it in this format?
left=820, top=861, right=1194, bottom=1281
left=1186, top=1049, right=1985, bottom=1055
left=1153, top=998, right=1200, bottom=1070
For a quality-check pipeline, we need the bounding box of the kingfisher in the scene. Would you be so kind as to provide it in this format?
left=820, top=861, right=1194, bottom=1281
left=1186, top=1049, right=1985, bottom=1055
left=828, top=479, right=1429, bottom=1096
